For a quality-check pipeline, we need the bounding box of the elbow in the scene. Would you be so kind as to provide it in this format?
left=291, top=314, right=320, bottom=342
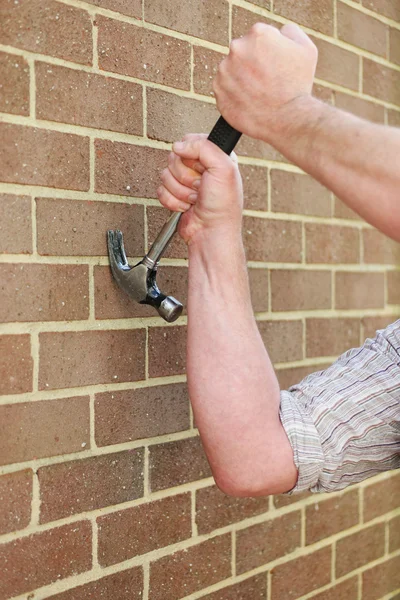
left=213, top=473, right=278, bottom=498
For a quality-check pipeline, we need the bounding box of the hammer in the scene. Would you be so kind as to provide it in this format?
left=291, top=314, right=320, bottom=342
left=107, top=116, right=242, bottom=323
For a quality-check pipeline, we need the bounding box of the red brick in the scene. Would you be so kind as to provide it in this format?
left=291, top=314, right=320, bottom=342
left=0, top=470, right=32, bottom=534
left=387, top=269, right=400, bottom=302
left=147, top=88, right=218, bottom=143
left=271, top=270, right=331, bottom=311
left=243, top=217, right=302, bottom=263
left=36, top=63, right=143, bottom=135
left=249, top=268, right=269, bottom=313
left=306, top=489, right=359, bottom=545
left=147, top=206, right=188, bottom=260
left=0, top=397, right=90, bottom=465
left=362, top=555, right=400, bottom=600
left=196, top=484, right=269, bottom=535
left=258, top=319, right=304, bottom=363
left=363, top=228, right=400, bottom=264
left=276, top=364, right=331, bottom=391
left=335, top=272, right=385, bottom=309
left=149, top=436, right=211, bottom=492
left=388, top=109, right=400, bottom=127
left=36, top=198, right=145, bottom=257
left=312, top=37, right=359, bottom=91
left=362, top=314, right=399, bottom=338
left=306, top=577, right=358, bottom=600
left=98, top=493, right=191, bottom=566
left=95, top=139, right=168, bottom=198
left=144, top=0, right=229, bottom=45
left=0, top=0, right=92, bottom=64
left=335, top=93, right=385, bottom=124
left=364, top=472, right=400, bottom=521
left=0, top=124, right=89, bottom=190
left=193, top=46, right=225, bottom=97
left=271, top=170, right=331, bottom=217
left=306, top=223, right=360, bottom=263
left=199, top=575, right=266, bottom=600
left=271, top=547, right=332, bottom=599
left=334, top=198, right=362, bottom=220
left=363, top=59, right=400, bottom=105
left=95, top=264, right=187, bottom=320
left=86, top=0, right=141, bottom=16
left=273, top=490, right=312, bottom=509
left=0, top=334, right=33, bottom=395
left=390, top=27, right=400, bottom=65
left=149, top=535, right=231, bottom=600
left=47, top=567, right=144, bottom=600
left=0, top=521, right=92, bottom=599
left=389, top=514, right=400, bottom=552
left=0, top=194, right=32, bottom=254
left=148, top=325, right=186, bottom=378
left=232, top=6, right=276, bottom=38
left=39, top=450, right=144, bottom=522
left=39, top=329, right=146, bottom=390
left=95, top=383, right=190, bottom=446
left=97, top=16, right=190, bottom=90
left=336, top=523, right=385, bottom=577
left=306, top=318, right=360, bottom=358
left=0, top=51, right=29, bottom=115
left=0, top=264, right=89, bottom=322
left=338, top=3, right=387, bottom=57
left=274, top=0, right=333, bottom=35
left=363, top=0, right=400, bottom=21
left=237, top=135, right=288, bottom=162
left=240, top=164, right=268, bottom=212
left=237, top=512, right=301, bottom=574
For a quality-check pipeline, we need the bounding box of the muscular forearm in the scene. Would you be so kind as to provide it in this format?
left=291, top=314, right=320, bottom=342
left=269, top=96, right=400, bottom=241
left=187, top=229, right=297, bottom=496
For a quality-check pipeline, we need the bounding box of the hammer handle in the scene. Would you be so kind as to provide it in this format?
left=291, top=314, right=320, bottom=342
left=145, top=117, right=242, bottom=267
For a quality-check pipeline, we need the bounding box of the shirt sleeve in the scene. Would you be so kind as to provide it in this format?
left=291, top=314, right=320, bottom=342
left=279, top=319, right=400, bottom=494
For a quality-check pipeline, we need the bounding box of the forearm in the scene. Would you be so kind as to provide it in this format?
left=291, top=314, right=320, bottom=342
left=270, top=96, right=400, bottom=241
left=187, top=229, right=297, bottom=496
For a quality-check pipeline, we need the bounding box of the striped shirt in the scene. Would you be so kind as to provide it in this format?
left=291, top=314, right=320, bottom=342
left=279, top=319, right=400, bottom=494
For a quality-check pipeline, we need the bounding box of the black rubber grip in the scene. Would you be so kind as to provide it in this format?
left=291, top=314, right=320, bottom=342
left=208, top=116, right=242, bottom=155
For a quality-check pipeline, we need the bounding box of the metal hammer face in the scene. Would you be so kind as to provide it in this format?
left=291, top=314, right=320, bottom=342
left=107, top=230, right=183, bottom=323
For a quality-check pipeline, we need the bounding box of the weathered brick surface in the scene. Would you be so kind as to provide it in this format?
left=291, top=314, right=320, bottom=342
left=306, top=318, right=360, bottom=358
left=258, top=319, right=304, bottom=363
left=271, top=170, right=331, bottom=217
left=199, top=575, right=266, bottom=600
left=0, top=264, right=89, bottom=322
left=334, top=198, right=361, bottom=220
left=363, top=0, right=400, bottom=21
left=149, top=436, right=211, bottom=492
left=363, top=59, right=400, bottom=105
left=232, top=6, right=275, bottom=39
left=149, top=535, right=231, bottom=600
left=144, top=0, right=230, bottom=45
left=98, top=493, right=191, bottom=566
left=196, top=484, right=269, bottom=534
left=388, top=109, right=400, bottom=127
left=243, top=217, right=302, bottom=263
left=0, top=194, right=32, bottom=254
left=306, top=489, right=359, bottom=545
left=39, top=329, right=146, bottom=390
left=362, top=555, right=400, bottom=600
left=312, top=37, right=359, bottom=91
left=273, top=490, right=312, bottom=509
left=36, top=198, right=145, bottom=257
left=148, top=325, right=187, bottom=378
left=248, top=268, right=269, bottom=313
left=390, top=27, right=400, bottom=66
left=36, top=63, right=143, bottom=135
left=362, top=314, right=399, bottom=338
left=85, top=0, right=142, bottom=17
left=47, top=567, right=144, bottom=600
left=97, top=16, right=191, bottom=90
left=338, top=2, right=387, bottom=57
left=270, top=547, right=332, bottom=599
left=95, top=383, right=190, bottom=446
left=271, top=270, right=331, bottom=311
left=335, top=93, right=385, bottom=124
left=39, top=450, right=144, bottom=522
left=0, top=124, right=90, bottom=190
left=236, top=511, right=301, bottom=573
left=0, top=51, right=29, bottom=115
left=335, top=272, right=385, bottom=309
left=336, top=523, right=385, bottom=577
left=306, top=578, right=359, bottom=600
left=0, top=397, right=90, bottom=465
left=389, top=514, right=400, bottom=552
left=240, top=164, right=268, bottom=212
left=306, top=223, right=360, bottom=263
left=364, top=473, right=400, bottom=521
left=0, top=0, right=92, bottom=64
left=0, top=334, right=33, bottom=395
left=95, top=139, right=168, bottom=198
left=193, top=46, right=225, bottom=97
left=276, top=363, right=331, bottom=391
left=274, top=0, right=333, bottom=35
left=0, top=521, right=92, bottom=599
left=363, top=228, right=400, bottom=264
left=0, top=470, right=32, bottom=534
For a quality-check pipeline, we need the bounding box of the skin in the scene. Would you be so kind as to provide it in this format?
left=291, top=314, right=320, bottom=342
left=157, top=23, right=400, bottom=496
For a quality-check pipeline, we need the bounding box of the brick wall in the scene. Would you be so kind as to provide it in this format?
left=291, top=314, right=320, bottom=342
left=0, top=0, right=400, bottom=598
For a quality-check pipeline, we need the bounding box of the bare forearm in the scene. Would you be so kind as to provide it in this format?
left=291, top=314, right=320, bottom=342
left=270, top=96, right=400, bottom=241
left=187, top=230, right=297, bottom=496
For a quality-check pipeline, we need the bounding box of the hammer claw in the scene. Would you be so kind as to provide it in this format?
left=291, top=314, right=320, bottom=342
left=107, top=229, right=129, bottom=271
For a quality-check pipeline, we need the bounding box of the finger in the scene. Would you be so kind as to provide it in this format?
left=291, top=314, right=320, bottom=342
left=160, top=167, right=199, bottom=203
left=173, top=137, right=234, bottom=171
left=280, top=23, right=314, bottom=49
left=168, top=152, right=202, bottom=189
left=157, top=185, right=193, bottom=213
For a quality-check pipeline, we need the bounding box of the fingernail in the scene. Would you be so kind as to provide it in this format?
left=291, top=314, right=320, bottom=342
left=188, top=193, right=198, bottom=203
left=192, top=179, right=201, bottom=190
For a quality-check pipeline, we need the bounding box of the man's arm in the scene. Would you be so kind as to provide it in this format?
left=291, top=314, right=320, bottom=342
left=214, top=23, right=400, bottom=242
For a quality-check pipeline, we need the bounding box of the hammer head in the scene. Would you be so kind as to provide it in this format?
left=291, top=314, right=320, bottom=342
left=107, top=230, right=183, bottom=323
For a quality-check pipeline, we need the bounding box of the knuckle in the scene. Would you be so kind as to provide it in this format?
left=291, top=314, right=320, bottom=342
left=250, top=22, right=271, bottom=37
left=229, top=38, right=241, bottom=54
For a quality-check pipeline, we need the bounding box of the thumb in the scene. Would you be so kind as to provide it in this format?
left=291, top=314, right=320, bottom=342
left=173, top=138, right=233, bottom=171
left=280, top=23, right=315, bottom=50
